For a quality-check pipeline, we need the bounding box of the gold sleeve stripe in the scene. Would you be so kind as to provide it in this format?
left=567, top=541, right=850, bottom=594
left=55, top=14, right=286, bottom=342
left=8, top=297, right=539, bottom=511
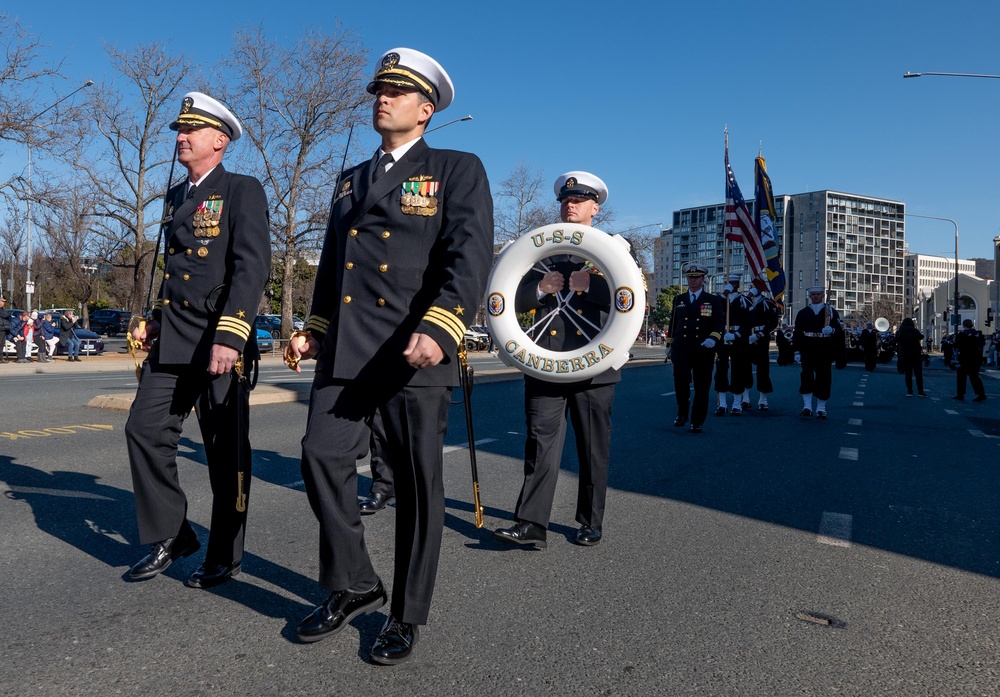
left=217, top=318, right=252, bottom=340
left=305, top=315, right=329, bottom=333
left=152, top=299, right=164, bottom=310
left=423, top=307, right=466, bottom=344
left=425, top=306, right=466, bottom=335
left=218, top=316, right=251, bottom=333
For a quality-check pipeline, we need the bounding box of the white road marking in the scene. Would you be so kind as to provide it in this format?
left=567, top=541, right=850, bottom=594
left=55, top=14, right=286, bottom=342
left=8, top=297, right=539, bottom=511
left=443, top=438, right=497, bottom=454
left=848, top=419, right=862, bottom=426
left=855, top=391, right=865, bottom=395
left=844, top=432, right=859, bottom=436
left=944, top=409, right=959, bottom=415
left=839, top=447, right=859, bottom=461
left=661, top=392, right=675, bottom=396
left=853, top=402, right=864, bottom=406
left=969, top=430, right=1000, bottom=439
left=817, top=511, right=853, bottom=547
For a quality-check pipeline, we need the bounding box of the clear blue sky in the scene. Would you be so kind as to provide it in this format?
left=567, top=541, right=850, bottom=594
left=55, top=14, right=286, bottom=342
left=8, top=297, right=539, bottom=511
left=8, top=0, right=1000, bottom=259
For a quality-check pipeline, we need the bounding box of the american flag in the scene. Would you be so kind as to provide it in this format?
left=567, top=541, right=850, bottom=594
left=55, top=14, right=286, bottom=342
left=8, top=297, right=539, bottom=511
left=725, top=146, right=767, bottom=283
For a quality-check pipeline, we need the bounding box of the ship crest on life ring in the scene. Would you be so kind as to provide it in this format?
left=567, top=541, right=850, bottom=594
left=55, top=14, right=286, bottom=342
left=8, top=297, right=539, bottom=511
left=484, top=224, right=646, bottom=383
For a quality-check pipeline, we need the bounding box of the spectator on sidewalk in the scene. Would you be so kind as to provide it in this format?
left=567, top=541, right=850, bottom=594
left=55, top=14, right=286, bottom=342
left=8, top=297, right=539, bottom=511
left=41, top=313, right=59, bottom=360
left=60, top=310, right=82, bottom=361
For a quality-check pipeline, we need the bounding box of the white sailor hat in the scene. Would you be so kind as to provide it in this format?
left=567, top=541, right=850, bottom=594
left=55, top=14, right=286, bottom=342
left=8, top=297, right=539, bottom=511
left=806, top=285, right=825, bottom=293
left=367, top=48, right=454, bottom=112
left=554, top=171, right=608, bottom=204
left=683, top=262, right=708, bottom=277
left=727, top=273, right=741, bottom=283
left=169, top=92, right=242, bottom=141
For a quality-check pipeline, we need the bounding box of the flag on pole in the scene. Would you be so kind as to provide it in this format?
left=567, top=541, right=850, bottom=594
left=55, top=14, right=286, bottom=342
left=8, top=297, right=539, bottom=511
left=724, top=142, right=767, bottom=283
left=754, top=155, right=786, bottom=309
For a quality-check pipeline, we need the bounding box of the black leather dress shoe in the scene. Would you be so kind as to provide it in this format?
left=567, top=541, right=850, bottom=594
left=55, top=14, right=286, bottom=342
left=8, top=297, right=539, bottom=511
left=714, top=406, right=727, bottom=417
left=574, top=525, right=602, bottom=546
left=359, top=492, right=394, bottom=515
left=185, top=561, right=241, bottom=589
left=493, top=520, right=547, bottom=549
left=673, top=415, right=687, bottom=427
left=973, top=394, right=987, bottom=402
left=688, top=424, right=702, bottom=433
left=297, top=578, right=387, bottom=643
left=800, top=408, right=812, bottom=417
left=370, top=616, right=418, bottom=665
left=128, top=521, right=200, bottom=581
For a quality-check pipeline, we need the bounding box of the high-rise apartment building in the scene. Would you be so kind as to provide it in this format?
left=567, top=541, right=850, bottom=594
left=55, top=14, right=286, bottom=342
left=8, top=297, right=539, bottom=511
left=785, top=191, right=905, bottom=321
left=903, top=253, right=977, bottom=313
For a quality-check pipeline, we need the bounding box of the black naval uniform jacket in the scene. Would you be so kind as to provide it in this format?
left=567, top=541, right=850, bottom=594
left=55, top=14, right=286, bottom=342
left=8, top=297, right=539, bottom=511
left=792, top=303, right=845, bottom=366
left=305, top=138, right=494, bottom=385
left=153, top=165, right=271, bottom=363
left=668, top=291, right=725, bottom=363
left=514, top=256, right=620, bottom=386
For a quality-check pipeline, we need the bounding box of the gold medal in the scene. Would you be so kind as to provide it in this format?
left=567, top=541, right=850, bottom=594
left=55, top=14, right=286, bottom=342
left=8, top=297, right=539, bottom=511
left=197, top=247, right=209, bottom=257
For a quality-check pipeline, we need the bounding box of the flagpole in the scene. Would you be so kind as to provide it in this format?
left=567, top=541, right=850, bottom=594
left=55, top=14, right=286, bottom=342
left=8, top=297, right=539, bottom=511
left=723, top=128, right=732, bottom=329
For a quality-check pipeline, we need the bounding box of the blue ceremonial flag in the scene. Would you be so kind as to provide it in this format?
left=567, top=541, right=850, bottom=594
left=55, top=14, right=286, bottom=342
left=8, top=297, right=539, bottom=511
left=754, top=155, right=786, bottom=309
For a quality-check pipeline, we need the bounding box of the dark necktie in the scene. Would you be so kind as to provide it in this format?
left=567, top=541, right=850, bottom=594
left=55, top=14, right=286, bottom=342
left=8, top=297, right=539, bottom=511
left=372, top=154, right=393, bottom=182
left=187, top=184, right=198, bottom=200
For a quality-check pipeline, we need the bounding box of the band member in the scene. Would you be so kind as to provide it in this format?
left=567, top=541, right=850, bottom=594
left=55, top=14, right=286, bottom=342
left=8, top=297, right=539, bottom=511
left=793, top=285, right=845, bottom=418
left=714, top=274, right=753, bottom=415
left=493, top=171, right=616, bottom=551
left=860, top=321, right=879, bottom=371
left=284, top=48, right=493, bottom=665
left=668, top=262, right=724, bottom=433
left=746, top=284, right=781, bottom=410
left=125, top=92, right=270, bottom=588
left=954, top=318, right=987, bottom=401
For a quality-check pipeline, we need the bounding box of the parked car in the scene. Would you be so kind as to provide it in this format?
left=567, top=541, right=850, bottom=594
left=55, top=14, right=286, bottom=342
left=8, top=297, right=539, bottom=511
left=292, top=315, right=305, bottom=331
left=254, top=314, right=283, bottom=339
left=56, top=328, right=105, bottom=356
left=2, top=309, right=39, bottom=358
left=464, top=325, right=490, bottom=351
left=255, top=328, right=274, bottom=354
left=87, top=309, right=132, bottom=337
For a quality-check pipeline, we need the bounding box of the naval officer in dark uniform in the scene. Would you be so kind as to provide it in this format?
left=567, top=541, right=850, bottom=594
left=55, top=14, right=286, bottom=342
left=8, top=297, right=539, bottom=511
left=668, top=262, right=724, bottom=433
left=125, top=92, right=271, bottom=588
left=284, top=48, right=493, bottom=665
left=493, top=171, right=616, bottom=550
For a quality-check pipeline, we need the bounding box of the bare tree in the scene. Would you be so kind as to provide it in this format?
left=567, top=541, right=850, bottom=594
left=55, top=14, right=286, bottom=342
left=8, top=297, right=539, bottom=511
left=32, top=182, right=103, bottom=320
left=72, top=41, right=193, bottom=314
left=215, top=24, right=369, bottom=337
left=0, top=14, right=64, bottom=192
left=493, top=160, right=556, bottom=243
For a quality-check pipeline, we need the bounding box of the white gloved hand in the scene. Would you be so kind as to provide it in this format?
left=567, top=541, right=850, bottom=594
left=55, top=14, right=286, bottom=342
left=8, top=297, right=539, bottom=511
left=723, top=332, right=735, bottom=342
left=821, top=326, right=834, bottom=336
left=748, top=332, right=759, bottom=345
left=701, top=338, right=716, bottom=349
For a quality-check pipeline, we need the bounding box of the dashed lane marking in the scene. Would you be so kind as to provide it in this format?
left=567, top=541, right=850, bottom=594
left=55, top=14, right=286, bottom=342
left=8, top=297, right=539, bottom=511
left=839, top=447, right=859, bottom=461
left=848, top=419, right=862, bottom=426
left=817, top=511, right=853, bottom=547
left=944, top=409, right=959, bottom=415
left=442, top=438, right=498, bottom=454
left=661, top=392, right=675, bottom=396
left=853, top=402, right=864, bottom=406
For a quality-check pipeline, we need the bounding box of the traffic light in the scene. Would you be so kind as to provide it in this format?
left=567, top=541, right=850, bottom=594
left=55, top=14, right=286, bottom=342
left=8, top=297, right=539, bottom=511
left=987, top=308, right=994, bottom=327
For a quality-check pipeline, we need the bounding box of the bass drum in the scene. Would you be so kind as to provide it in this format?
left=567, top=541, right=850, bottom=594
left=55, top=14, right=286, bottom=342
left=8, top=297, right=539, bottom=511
left=485, top=223, right=645, bottom=383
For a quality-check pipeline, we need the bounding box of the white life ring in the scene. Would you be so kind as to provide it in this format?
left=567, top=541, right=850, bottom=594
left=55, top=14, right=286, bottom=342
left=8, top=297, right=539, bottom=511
left=485, top=223, right=646, bottom=383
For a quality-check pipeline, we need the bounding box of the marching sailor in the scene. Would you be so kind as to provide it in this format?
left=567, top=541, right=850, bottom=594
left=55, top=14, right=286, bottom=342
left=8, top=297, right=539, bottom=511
left=792, top=285, right=845, bottom=418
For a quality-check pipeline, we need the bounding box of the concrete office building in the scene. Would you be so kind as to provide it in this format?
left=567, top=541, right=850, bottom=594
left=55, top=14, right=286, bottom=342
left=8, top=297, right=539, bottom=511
left=659, top=190, right=904, bottom=324
left=659, top=196, right=791, bottom=297
left=903, top=253, right=977, bottom=316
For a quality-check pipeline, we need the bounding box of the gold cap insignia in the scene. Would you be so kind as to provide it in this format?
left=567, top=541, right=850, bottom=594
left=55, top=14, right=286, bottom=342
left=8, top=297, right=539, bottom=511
left=181, top=96, right=193, bottom=114
left=382, top=52, right=400, bottom=68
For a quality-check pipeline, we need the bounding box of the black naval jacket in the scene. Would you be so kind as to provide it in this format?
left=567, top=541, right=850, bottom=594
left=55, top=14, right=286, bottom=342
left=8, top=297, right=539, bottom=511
left=793, top=303, right=846, bottom=367
left=667, top=290, right=724, bottom=361
left=748, top=295, right=781, bottom=343
left=305, top=138, right=494, bottom=387
left=152, top=165, right=271, bottom=365
left=514, top=256, right=620, bottom=386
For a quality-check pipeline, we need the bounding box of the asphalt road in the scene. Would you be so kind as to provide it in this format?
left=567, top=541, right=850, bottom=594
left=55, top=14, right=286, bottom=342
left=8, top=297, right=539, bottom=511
left=1, top=352, right=998, bottom=696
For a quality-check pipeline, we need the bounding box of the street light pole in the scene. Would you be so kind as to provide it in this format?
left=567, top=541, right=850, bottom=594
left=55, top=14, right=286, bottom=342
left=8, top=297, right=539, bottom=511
left=904, top=71, right=1000, bottom=79
left=905, top=213, right=960, bottom=336
left=23, top=79, right=94, bottom=311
